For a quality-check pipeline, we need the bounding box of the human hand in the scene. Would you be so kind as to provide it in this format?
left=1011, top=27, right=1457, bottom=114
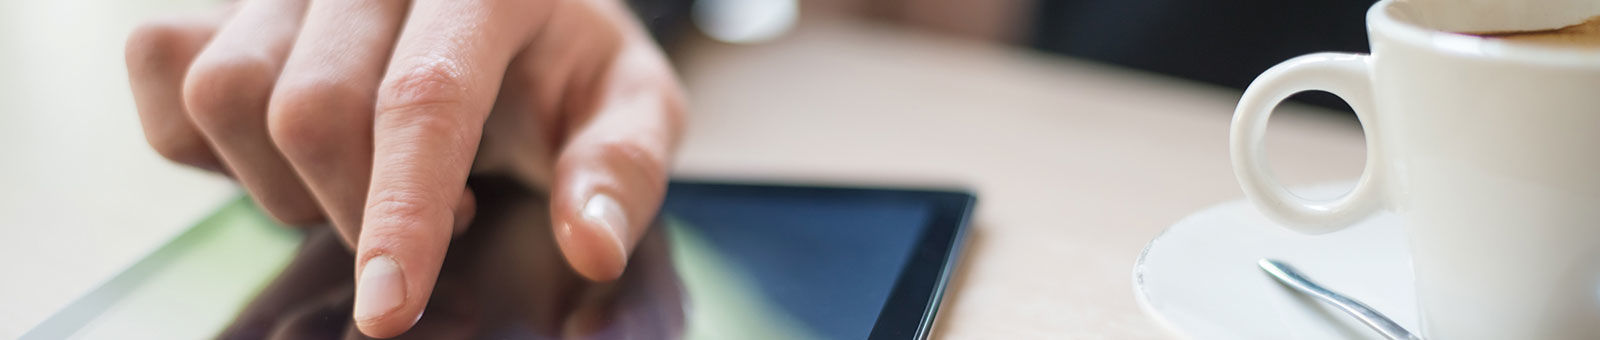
left=126, top=0, right=684, bottom=336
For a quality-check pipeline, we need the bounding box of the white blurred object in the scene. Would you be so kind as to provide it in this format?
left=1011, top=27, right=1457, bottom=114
left=693, top=0, right=798, bottom=44
left=0, top=0, right=236, bottom=337
left=1394, top=0, right=1600, bottom=33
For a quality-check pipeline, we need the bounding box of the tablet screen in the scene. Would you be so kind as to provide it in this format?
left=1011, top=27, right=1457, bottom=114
left=662, top=183, right=944, bottom=339
left=26, top=180, right=974, bottom=340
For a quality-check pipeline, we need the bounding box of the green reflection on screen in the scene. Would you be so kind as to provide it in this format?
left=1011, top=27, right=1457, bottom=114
left=62, top=197, right=300, bottom=339
left=665, top=218, right=822, bottom=340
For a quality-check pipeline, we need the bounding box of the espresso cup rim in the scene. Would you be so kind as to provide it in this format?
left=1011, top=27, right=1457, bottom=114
left=1369, top=0, right=1600, bottom=68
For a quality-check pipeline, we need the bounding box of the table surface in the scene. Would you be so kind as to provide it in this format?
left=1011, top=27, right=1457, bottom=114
left=670, top=20, right=1367, bottom=339
left=0, top=1, right=1368, bottom=337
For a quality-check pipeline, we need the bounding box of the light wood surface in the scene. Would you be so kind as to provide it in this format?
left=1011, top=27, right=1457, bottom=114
left=671, top=20, right=1367, bottom=338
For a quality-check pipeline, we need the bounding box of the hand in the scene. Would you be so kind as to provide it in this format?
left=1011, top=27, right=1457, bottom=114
left=125, top=0, right=685, bottom=337
left=219, top=178, right=685, bottom=339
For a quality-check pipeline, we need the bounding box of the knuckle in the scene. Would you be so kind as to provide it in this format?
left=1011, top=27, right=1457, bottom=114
left=377, top=61, right=470, bottom=116
left=362, top=193, right=449, bottom=244
left=376, top=105, right=469, bottom=154
left=366, top=189, right=436, bottom=222
left=182, top=54, right=278, bottom=131
left=125, top=20, right=185, bottom=69
left=267, top=78, right=371, bottom=158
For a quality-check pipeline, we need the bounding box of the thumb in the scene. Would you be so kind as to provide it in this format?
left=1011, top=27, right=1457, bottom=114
left=551, top=126, right=678, bottom=282
left=550, top=49, right=684, bottom=282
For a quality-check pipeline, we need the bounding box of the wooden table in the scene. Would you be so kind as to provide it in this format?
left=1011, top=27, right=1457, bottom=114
left=670, top=19, right=1367, bottom=338
left=0, top=3, right=1366, bottom=336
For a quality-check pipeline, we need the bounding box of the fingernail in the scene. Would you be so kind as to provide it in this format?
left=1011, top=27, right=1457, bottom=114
left=354, top=255, right=405, bottom=323
left=582, top=194, right=629, bottom=255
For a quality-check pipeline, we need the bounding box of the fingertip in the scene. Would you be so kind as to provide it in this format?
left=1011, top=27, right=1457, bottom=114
left=352, top=189, right=459, bottom=338
left=556, top=193, right=630, bottom=282
left=352, top=255, right=421, bottom=338
left=549, top=142, right=671, bottom=282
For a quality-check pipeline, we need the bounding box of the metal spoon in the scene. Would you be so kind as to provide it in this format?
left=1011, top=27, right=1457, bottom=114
left=1257, top=258, right=1423, bottom=340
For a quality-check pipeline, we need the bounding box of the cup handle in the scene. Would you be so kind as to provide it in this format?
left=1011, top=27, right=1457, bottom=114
left=1231, top=53, right=1384, bottom=234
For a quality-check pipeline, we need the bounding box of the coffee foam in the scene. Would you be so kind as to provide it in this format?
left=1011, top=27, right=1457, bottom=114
left=1474, top=16, right=1600, bottom=48
left=1393, top=0, right=1600, bottom=33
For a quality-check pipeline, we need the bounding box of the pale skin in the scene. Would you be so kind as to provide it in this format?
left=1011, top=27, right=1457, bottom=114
left=124, top=0, right=685, bottom=337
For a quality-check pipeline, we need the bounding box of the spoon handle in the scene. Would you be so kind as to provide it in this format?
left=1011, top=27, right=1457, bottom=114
left=1258, top=258, right=1423, bottom=340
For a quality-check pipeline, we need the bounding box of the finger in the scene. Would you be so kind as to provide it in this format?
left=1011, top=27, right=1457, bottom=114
left=267, top=0, right=408, bottom=246
left=126, top=7, right=234, bottom=173
left=549, top=39, right=687, bottom=282
left=183, top=0, right=321, bottom=225
left=351, top=0, right=540, bottom=336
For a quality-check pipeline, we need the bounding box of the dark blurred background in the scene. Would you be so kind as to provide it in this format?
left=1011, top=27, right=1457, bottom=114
left=627, top=0, right=1371, bottom=112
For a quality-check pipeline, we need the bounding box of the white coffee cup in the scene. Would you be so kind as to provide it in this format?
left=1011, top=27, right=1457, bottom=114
left=1230, top=1, right=1600, bottom=339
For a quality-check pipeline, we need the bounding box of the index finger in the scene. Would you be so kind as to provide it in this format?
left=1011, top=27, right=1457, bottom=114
left=351, top=0, right=540, bottom=337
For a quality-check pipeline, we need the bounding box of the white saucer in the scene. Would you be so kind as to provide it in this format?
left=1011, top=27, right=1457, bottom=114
left=1134, top=182, right=1419, bottom=339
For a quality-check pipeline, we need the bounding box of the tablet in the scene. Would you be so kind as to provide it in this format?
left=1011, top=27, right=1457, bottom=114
left=23, top=179, right=976, bottom=340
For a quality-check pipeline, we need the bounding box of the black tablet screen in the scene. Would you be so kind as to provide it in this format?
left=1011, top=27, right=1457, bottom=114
left=660, top=182, right=970, bottom=339
left=652, top=183, right=966, bottom=340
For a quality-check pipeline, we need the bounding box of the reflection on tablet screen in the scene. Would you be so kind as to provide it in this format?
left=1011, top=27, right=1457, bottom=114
left=663, top=189, right=933, bottom=339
